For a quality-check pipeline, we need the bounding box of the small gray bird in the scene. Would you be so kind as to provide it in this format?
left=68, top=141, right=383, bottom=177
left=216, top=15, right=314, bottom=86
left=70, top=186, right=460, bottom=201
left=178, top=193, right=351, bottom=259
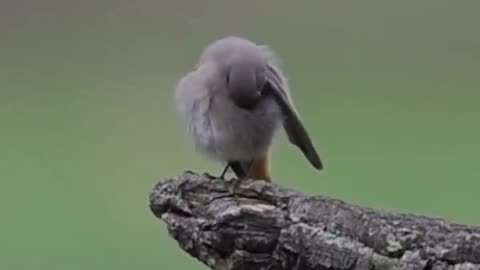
left=175, top=36, right=322, bottom=181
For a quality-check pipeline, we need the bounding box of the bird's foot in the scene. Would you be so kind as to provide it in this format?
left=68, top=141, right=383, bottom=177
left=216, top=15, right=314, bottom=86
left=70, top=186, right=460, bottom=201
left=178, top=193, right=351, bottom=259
left=229, top=176, right=252, bottom=199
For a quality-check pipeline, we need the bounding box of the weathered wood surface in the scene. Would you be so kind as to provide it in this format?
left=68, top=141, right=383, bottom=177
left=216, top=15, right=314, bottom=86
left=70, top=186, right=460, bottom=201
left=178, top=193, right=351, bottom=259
left=149, top=171, right=480, bottom=270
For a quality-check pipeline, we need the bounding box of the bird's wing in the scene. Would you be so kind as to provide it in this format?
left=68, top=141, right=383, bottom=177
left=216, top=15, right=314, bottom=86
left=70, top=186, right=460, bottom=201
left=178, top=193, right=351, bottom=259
left=264, top=63, right=323, bottom=170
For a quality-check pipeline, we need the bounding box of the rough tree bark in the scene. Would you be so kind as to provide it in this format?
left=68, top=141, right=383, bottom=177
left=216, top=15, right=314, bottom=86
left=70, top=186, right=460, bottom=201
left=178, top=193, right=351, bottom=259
left=149, top=171, right=480, bottom=270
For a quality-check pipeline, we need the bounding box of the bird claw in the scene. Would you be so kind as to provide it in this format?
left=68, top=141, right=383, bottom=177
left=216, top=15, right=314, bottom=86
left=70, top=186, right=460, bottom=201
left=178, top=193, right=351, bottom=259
left=229, top=176, right=250, bottom=199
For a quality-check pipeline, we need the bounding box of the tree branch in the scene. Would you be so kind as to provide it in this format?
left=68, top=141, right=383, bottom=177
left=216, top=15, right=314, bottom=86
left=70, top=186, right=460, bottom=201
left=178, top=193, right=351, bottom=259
left=149, top=171, right=480, bottom=270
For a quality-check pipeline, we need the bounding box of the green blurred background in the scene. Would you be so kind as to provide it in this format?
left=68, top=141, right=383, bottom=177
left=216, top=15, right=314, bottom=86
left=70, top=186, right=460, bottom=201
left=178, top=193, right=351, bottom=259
left=1, top=1, right=479, bottom=269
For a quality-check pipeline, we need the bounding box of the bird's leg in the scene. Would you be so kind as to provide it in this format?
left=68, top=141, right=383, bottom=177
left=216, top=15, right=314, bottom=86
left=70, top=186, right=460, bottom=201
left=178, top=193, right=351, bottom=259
left=228, top=161, right=250, bottom=199
left=229, top=161, right=247, bottom=179
left=219, top=163, right=231, bottom=180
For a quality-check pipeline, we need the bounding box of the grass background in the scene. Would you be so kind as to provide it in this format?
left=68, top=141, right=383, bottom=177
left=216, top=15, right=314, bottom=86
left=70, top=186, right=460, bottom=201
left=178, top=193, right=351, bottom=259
left=1, top=1, right=479, bottom=269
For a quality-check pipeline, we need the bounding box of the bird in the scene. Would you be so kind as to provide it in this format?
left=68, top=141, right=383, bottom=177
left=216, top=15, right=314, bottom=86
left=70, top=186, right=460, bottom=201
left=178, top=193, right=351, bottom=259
left=175, top=36, right=323, bottom=182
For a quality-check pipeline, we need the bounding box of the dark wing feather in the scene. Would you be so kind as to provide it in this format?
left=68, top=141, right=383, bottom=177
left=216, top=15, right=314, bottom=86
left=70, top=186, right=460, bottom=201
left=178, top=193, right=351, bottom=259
left=264, top=65, right=323, bottom=170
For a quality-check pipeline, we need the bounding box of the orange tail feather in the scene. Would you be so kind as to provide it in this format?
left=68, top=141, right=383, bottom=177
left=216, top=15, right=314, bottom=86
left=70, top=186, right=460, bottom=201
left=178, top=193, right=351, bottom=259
left=245, top=153, right=272, bottom=182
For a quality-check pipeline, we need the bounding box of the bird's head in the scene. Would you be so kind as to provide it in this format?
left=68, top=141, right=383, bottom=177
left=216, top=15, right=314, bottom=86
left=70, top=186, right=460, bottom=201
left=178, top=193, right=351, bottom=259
left=224, top=53, right=268, bottom=110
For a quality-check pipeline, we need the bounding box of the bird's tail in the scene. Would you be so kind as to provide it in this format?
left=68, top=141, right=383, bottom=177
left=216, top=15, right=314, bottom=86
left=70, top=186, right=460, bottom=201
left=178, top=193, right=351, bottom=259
left=230, top=152, right=272, bottom=182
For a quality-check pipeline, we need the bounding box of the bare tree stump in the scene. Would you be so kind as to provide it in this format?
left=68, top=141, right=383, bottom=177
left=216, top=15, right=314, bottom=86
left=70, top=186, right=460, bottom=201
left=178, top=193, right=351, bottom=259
left=149, top=171, right=480, bottom=270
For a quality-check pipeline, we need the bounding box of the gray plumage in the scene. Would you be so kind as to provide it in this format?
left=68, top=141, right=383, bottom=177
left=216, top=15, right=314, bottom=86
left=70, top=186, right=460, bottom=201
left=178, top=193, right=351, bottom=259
left=175, top=36, right=322, bottom=177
